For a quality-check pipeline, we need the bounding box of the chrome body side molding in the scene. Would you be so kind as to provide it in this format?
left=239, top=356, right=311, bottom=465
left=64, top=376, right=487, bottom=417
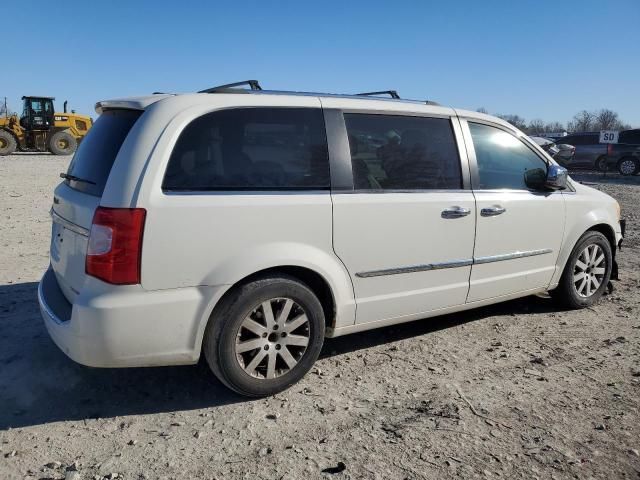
left=356, top=248, right=553, bottom=278
left=473, top=248, right=553, bottom=265
left=355, top=259, right=473, bottom=278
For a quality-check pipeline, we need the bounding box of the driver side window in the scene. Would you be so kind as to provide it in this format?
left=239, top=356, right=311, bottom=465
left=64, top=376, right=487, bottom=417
left=469, top=122, right=547, bottom=190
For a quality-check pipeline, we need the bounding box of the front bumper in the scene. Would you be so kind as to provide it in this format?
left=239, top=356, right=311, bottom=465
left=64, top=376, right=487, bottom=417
left=611, top=219, right=626, bottom=281
left=38, top=267, right=223, bottom=368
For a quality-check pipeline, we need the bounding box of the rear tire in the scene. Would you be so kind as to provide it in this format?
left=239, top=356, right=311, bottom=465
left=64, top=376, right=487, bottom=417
left=595, top=156, right=609, bottom=172
left=49, top=130, right=77, bottom=155
left=203, top=275, right=325, bottom=397
left=617, top=157, right=639, bottom=176
left=0, top=130, right=17, bottom=156
left=551, top=231, right=612, bottom=309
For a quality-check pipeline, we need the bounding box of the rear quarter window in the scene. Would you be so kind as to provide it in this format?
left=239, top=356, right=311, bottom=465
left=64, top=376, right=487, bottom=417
left=64, top=109, right=142, bottom=196
left=163, top=107, right=329, bottom=191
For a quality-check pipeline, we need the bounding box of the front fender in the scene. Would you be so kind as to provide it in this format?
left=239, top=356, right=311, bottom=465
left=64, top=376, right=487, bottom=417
left=550, top=186, right=621, bottom=287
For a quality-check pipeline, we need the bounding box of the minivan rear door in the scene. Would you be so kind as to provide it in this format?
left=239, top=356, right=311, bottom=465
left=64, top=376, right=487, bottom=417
left=50, top=109, right=142, bottom=302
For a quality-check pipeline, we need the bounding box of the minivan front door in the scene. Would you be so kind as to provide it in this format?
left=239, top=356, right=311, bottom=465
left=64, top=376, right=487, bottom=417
left=461, top=120, right=565, bottom=302
left=328, top=110, right=476, bottom=325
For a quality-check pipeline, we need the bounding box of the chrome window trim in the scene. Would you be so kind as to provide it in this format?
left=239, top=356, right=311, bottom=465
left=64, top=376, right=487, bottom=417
left=50, top=209, right=89, bottom=237
left=339, top=108, right=452, bottom=119
left=472, top=189, right=563, bottom=195
left=333, top=189, right=470, bottom=195
left=162, top=189, right=330, bottom=196
left=355, top=248, right=553, bottom=278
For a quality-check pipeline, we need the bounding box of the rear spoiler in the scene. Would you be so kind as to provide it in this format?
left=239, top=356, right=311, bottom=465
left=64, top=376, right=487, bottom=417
left=95, top=94, right=174, bottom=114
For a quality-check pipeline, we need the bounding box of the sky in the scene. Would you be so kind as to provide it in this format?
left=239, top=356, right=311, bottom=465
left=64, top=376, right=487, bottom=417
left=2, top=0, right=639, bottom=127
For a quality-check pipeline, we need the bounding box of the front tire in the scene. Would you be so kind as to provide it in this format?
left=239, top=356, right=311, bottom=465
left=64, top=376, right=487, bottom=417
left=0, top=130, right=17, bottom=156
left=551, top=231, right=612, bottom=309
left=203, top=275, right=325, bottom=397
left=617, top=157, right=639, bottom=176
left=49, top=130, right=77, bottom=155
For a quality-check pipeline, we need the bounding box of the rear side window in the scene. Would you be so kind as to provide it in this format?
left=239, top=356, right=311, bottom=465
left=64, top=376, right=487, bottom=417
left=64, top=109, right=142, bottom=196
left=344, top=114, right=462, bottom=190
left=163, top=108, right=329, bottom=191
left=619, top=130, right=640, bottom=145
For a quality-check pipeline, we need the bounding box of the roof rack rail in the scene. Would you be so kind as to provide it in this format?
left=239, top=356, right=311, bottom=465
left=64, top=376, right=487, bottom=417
left=198, top=80, right=263, bottom=94
left=356, top=90, right=400, bottom=99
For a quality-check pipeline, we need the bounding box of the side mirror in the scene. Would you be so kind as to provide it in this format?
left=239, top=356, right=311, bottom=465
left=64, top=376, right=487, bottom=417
left=545, top=164, right=568, bottom=190
left=524, top=168, right=547, bottom=190
left=524, top=165, right=568, bottom=191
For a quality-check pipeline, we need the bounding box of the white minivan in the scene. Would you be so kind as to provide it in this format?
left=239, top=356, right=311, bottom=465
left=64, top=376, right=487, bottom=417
left=39, top=81, right=625, bottom=397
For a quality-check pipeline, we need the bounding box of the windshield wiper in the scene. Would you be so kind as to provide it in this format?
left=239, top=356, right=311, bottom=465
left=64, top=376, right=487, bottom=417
left=60, top=173, right=96, bottom=185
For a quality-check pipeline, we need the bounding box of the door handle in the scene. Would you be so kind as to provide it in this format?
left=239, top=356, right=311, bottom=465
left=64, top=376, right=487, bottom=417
left=481, top=205, right=506, bottom=217
left=441, top=206, right=471, bottom=219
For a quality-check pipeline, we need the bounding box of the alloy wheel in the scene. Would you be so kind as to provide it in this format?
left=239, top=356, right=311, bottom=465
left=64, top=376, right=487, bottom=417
left=235, top=297, right=310, bottom=379
left=619, top=159, right=636, bottom=175
left=573, top=244, right=606, bottom=297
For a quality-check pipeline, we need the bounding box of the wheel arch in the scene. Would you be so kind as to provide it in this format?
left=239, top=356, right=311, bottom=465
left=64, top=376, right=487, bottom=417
left=550, top=220, right=618, bottom=289
left=587, top=223, right=616, bottom=253
left=227, top=265, right=337, bottom=330
left=586, top=223, right=618, bottom=280
left=192, top=254, right=356, bottom=361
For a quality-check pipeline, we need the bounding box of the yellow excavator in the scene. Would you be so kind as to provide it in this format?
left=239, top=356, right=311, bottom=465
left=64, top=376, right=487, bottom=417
left=0, top=96, right=92, bottom=155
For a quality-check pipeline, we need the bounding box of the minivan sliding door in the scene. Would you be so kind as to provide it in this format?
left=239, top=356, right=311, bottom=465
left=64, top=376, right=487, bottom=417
left=328, top=110, right=476, bottom=325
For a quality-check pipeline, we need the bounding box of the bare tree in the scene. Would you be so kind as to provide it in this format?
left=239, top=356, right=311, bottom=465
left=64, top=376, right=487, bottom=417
left=568, top=110, right=594, bottom=132
left=466, top=107, right=630, bottom=134
left=497, top=114, right=527, bottom=131
left=0, top=99, right=13, bottom=117
left=528, top=119, right=545, bottom=135
left=594, top=109, right=619, bottom=130
left=544, top=121, right=565, bottom=133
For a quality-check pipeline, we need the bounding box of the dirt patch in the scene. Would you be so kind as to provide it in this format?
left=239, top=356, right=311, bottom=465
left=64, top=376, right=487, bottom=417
left=1, top=156, right=639, bottom=479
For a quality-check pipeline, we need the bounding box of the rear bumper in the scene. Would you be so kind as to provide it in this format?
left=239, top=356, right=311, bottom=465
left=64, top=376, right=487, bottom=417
left=38, top=267, right=225, bottom=367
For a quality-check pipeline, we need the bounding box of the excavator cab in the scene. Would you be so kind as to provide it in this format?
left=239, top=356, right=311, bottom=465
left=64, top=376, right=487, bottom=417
left=20, top=96, right=55, bottom=130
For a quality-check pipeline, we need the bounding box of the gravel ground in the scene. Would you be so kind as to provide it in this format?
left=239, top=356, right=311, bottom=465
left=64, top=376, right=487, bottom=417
left=1, top=154, right=639, bottom=480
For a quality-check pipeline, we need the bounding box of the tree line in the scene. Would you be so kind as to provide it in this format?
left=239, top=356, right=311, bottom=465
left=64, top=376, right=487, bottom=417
left=476, top=108, right=633, bottom=136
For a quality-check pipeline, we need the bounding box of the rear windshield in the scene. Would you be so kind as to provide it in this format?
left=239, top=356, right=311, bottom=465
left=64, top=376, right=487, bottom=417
left=64, top=109, right=142, bottom=196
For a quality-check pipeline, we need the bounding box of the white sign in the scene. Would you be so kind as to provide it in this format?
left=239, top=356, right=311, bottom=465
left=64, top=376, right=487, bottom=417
left=599, top=130, right=619, bottom=144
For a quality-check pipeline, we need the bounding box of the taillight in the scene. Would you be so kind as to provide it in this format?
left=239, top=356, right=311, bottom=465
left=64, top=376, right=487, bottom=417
left=86, top=207, right=146, bottom=285
left=607, top=144, right=614, bottom=156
